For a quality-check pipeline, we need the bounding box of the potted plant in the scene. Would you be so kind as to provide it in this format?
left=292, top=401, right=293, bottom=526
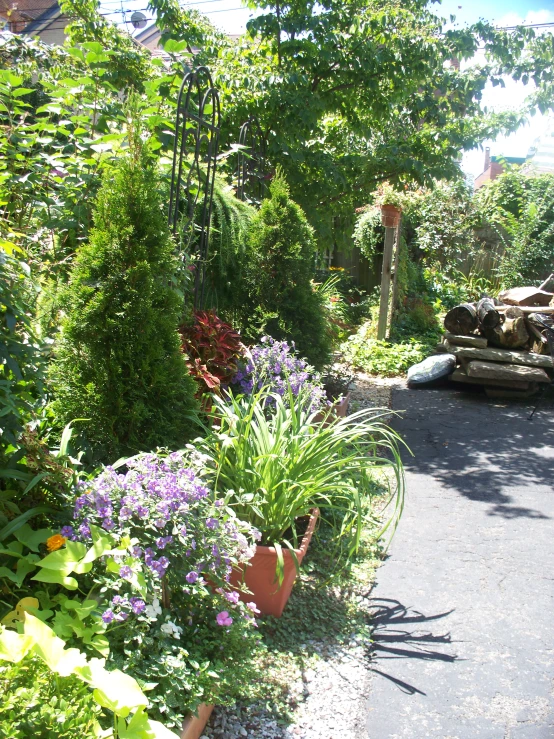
left=230, top=336, right=328, bottom=413
left=200, top=386, right=406, bottom=617
left=319, top=366, right=355, bottom=421
left=0, top=452, right=261, bottom=739
left=373, top=181, right=404, bottom=228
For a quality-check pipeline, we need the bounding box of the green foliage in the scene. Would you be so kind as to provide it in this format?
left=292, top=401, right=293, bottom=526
left=0, top=246, right=46, bottom=455
left=406, top=180, right=479, bottom=270
left=343, top=328, right=432, bottom=378
left=203, top=178, right=256, bottom=316
left=49, top=134, right=198, bottom=461
left=353, top=208, right=384, bottom=263
left=0, top=655, right=102, bottom=738
left=201, top=387, right=405, bottom=577
left=238, top=174, right=331, bottom=368
left=475, top=169, right=554, bottom=286
left=213, top=0, right=554, bottom=247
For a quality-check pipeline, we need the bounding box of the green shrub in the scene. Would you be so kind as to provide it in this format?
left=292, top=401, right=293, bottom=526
left=0, top=656, right=102, bottom=738
left=475, top=169, right=554, bottom=286
left=238, top=173, right=331, bottom=369
left=342, top=324, right=431, bottom=377
left=49, top=133, right=198, bottom=461
left=0, top=246, right=46, bottom=459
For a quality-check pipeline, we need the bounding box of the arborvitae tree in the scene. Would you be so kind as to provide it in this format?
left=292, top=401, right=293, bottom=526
left=49, top=133, right=198, bottom=461
left=241, top=173, right=331, bottom=369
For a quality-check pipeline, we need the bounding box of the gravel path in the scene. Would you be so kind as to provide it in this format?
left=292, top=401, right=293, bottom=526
left=203, top=373, right=403, bottom=739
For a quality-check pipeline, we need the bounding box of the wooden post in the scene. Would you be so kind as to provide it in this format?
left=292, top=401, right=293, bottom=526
left=377, top=225, right=396, bottom=340
left=390, top=216, right=402, bottom=320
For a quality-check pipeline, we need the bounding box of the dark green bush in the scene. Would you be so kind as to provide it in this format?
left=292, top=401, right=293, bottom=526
left=49, top=134, right=198, bottom=461
left=237, top=173, right=331, bottom=369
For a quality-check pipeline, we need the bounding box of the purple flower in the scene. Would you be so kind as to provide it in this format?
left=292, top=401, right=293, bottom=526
left=131, top=546, right=143, bottom=558
left=112, top=595, right=130, bottom=607
left=116, top=611, right=129, bottom=621
left=186, top=571, right=199, bottom=584
left=224, top=591, right=240, bottom=604
left=102, top=518, right=115, bottom=531
left=60, top=525, right=74, bottom=539
left=119, top=565, right=133, bottom=580
left=246, top=601, right=260, bottom=614
left=206, top=518, right=219, bottom=530
left=130, top=597, right=146, bottom=615
left=216, top=611, right=233, bottom=626
left=156, top=536, right=173, bottom=550
left=102, top=609, right=115, bottom=624
left=78, top=520, right=91, bottom=538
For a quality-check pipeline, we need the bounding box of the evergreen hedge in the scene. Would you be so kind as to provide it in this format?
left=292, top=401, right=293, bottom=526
left=49, top=137, right=198, bottom=461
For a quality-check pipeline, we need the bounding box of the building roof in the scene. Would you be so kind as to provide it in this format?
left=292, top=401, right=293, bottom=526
left=0, top=0, right=59, bottom=32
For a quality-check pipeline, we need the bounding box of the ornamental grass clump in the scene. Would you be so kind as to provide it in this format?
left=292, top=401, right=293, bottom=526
left=65, top=452, right=261, bottom=726
left=232, top=336, right=327, bottom=413
left=200, top=387, right=406, bottom=578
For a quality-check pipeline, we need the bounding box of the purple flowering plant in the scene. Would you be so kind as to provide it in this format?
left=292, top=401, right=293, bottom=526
left=231, top=336, right=328, bottom=413
left=62, top=451, right=264, bottom=726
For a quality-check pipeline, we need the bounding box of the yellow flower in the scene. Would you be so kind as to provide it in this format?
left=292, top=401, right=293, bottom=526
left=46, top=534, right=66, bottom=552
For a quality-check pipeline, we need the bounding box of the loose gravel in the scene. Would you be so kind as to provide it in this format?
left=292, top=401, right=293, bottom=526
left=202, top=372, right=405, bottom=739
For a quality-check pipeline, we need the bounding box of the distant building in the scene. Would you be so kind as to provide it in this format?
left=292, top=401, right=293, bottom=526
left=474, top=147, right=526, bottom=189
left=134, top=23, right=241, bottom=58
left=523, top=122, right=554, bottom=175
left=0, top=0, right=68, bottom=44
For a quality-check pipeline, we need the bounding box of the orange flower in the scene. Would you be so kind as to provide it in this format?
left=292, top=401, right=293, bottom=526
left=46, top=534, right=66, bottom=552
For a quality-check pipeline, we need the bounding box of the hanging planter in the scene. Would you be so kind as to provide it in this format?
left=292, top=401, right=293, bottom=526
left=380, top=204, right=402, bottom=228
left=229, top=508, right=319, bottom=618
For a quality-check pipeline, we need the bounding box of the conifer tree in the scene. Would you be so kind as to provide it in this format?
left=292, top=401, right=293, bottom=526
left=50, top=128, right=198, bottom=460
left=241, top=172, right=331, bottom=369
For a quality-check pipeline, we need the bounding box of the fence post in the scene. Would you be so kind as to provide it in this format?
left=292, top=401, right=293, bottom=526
left=377, top=225, right=396, bottom=340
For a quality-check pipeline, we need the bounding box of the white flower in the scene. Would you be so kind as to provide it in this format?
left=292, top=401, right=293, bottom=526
left=145, top=597, right=162, bottom=620
left=160, top=620, right=183, bottom=639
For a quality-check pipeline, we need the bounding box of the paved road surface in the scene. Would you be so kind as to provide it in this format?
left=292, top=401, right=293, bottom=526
left=366, top=385, right=554, bottom=739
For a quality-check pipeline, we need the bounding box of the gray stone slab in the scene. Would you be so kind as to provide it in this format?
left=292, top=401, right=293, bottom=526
left=365, top=386, right=554, bottom=739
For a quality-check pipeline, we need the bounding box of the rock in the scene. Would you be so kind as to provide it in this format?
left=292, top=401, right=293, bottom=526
left=444, top=332, right=488, bottom=349
left=465, top=360, right=551, bottom=383
left=407, top=354, right=456, bottom=386
left=498, top=286, right=553, bottom=307
left=443, top=340, right=554, bottom=369
left=449, top=368, right=530, bottom=390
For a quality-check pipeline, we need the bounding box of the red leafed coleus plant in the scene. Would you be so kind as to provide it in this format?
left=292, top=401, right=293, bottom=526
left=180, top=311, right=245, bottom=396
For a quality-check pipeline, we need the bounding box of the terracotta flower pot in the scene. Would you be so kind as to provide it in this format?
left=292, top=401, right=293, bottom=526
left=229, top=508, right=319, bottom=618
left=180, top=703, right=214, bottom=739
left=380, top=204, right=401, bottom=228
left=313, top=393, right=350, bottom=426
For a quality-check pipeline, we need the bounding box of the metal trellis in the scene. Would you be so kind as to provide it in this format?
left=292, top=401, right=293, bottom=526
left=168, top=66, right=221, bottom=309
left=236, top=116, right=267, bottom=204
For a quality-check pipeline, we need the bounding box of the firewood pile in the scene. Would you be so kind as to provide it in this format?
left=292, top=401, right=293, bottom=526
left=437, top=276, right=554, bottom=399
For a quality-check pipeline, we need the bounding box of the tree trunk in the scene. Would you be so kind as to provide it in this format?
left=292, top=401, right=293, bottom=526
left=443, top=303, right=478, bottom=335
left=476, top=297, right=501, bottom=330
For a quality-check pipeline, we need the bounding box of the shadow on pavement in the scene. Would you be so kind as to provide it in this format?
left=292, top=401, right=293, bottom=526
left=367, top=598, right=459, bottom=696
left=391, top=385, right=554, bottom=520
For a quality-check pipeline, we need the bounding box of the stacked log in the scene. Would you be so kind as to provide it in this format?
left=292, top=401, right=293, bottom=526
left=439, top=286, right=554, bottom=399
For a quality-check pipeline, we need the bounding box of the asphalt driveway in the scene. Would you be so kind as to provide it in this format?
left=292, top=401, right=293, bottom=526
left=366, top=385, right=554, bottom=738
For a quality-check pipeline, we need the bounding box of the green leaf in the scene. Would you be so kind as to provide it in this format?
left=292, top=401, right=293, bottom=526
left=0, top=626, right=34, bottom=662
left=14, top=524, right=54, bottom=552
left=31, top=569, right=79, bottom=589
left=0, top=508, right=54, bottom=542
